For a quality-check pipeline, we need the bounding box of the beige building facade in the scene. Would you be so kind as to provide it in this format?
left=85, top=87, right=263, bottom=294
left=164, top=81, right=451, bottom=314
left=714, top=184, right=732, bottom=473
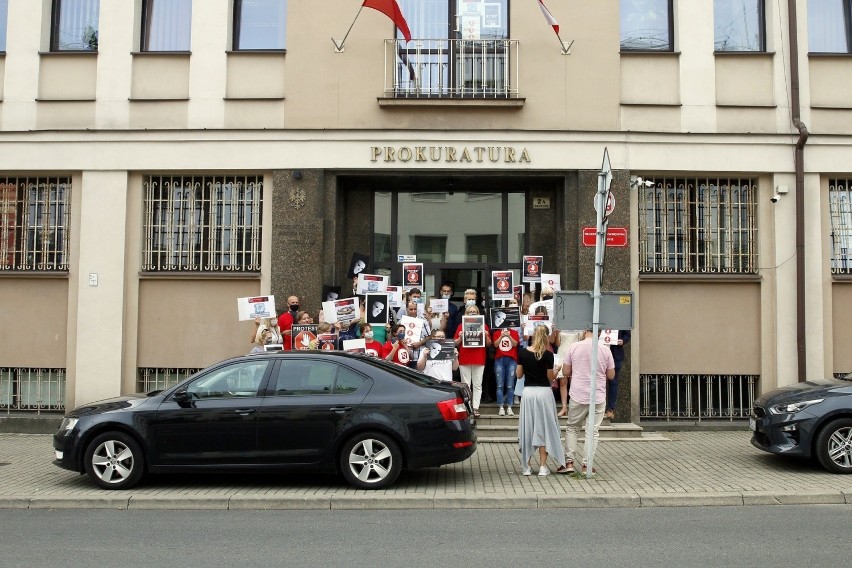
left=0, top=0, right=850, bottom=423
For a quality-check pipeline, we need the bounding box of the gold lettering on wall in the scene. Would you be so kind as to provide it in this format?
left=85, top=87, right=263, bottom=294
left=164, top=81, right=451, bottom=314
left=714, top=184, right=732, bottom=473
left=370, top=146, right=532, bottom=165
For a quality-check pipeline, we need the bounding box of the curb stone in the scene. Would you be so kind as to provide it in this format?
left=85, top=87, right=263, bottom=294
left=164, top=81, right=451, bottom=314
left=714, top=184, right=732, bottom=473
left=741, top=492, right=782, bottom=506
left=433, top=494, right=538, bottom=509
left=332, top=495, right=436, bottom=510
left=773, top=491, right=845, bottom=505
left=28, top=496, right=129, bottom=509
left=0, top=497, right=31, bottom=509
left=638, top=492, right=744, bottom=507
left=537, top=493, right=641, bottom=508
left=228, top=495, right=332, bottom=510
left=128, top=496, right=229, bottom=510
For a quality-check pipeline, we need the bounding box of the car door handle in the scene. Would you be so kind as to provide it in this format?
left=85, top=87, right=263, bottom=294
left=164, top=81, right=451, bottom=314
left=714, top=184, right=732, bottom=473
left=329, top=406, right=353, bottom=413
left=234, top=409, right=256, bottom=416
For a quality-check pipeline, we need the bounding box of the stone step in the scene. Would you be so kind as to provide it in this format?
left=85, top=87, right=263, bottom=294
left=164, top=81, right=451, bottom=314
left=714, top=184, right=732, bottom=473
left=475, top=421, right=644, bottom=441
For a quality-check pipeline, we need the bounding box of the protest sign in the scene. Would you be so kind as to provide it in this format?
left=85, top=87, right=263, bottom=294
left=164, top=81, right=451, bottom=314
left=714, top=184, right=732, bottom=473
left=237, top=295, right=276, bottom=321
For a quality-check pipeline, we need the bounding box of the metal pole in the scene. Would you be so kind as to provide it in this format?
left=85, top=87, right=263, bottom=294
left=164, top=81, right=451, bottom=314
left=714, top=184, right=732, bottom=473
left=586, top=171, right=607, bottom=478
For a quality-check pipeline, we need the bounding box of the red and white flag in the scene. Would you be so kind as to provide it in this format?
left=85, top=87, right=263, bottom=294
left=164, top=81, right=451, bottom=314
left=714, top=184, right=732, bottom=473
left=362, top=0, right=412, bottom=43
left=537, top=0, right=559, bottom=36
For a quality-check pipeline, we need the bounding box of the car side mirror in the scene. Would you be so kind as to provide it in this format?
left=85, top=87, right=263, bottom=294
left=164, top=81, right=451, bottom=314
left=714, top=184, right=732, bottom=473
left=173, top=389, right=192, bottom=406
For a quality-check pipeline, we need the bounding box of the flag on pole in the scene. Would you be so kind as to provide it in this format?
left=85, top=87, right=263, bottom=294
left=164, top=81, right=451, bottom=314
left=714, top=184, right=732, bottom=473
left=362, top=0, right=412, bottom=43
left=537, top=0, right=559, bottom=36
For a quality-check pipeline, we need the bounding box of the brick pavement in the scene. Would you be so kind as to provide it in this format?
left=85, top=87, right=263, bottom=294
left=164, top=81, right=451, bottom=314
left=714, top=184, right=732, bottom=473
left=2, top=432, right=851, bottom=509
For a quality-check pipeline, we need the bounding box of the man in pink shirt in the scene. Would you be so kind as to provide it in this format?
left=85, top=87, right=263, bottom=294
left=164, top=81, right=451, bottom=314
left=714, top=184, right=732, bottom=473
left=560, top=329, right=615, bottom=474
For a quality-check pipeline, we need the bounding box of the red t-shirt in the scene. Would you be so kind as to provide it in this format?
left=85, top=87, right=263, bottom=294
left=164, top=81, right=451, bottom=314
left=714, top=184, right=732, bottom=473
left=455, top=324, right=490, bottom=366
left=277, top=311, right=295, bottom=350
left=382, top=341, right=411, bottom=366
left=491, top=328, right=519, bottom=361
left=364, top=340, right=383, bottom=358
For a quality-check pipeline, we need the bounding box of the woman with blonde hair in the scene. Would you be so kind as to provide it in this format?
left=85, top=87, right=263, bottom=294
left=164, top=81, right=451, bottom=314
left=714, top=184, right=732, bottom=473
left=249, top=325, right=271, bottom=354
left=516, top=325, right=569, bottom=476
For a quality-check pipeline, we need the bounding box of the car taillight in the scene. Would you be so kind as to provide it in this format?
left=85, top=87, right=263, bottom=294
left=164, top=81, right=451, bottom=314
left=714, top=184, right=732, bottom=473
left=437, top=397, right=468, bottom=421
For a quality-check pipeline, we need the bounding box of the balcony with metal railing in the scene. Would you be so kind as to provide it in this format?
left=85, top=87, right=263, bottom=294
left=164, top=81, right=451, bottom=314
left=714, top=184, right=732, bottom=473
left=382, top=39, right=520, bottom=102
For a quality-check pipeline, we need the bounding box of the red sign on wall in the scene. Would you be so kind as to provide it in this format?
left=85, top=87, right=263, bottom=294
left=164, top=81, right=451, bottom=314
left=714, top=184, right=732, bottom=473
left=582, top=227, right=628, bottom=247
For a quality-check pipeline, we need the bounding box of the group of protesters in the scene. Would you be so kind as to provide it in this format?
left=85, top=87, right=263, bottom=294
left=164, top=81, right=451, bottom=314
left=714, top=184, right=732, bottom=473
left=248, top=279, right=629, bottom=477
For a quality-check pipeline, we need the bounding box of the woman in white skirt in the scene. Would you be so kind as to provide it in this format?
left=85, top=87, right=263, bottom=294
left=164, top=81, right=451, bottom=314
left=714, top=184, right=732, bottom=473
left=517, top=326, right=570, bottom=476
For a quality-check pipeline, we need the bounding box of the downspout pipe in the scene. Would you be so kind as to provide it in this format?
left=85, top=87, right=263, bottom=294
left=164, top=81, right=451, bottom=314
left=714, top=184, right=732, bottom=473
left=787, top=0, right=809, bottom=381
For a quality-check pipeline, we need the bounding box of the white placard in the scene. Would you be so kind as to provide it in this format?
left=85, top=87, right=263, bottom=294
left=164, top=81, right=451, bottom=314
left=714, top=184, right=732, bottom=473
left=600, top=329, right=620, bottom=346
left=541, top=273, right=562, bottom=291
left=237, top=295, right=276, bottom=321
left=342, top=338, right=366, bottom=353
left=430, top=298, right=449, bottom=313
left=322, top=297, right=360, bottom=324
left=400, top=315, right=424, bottom=346
left=356, top=273, right=389, bottom=294
left=386, top=286, right=404, bottom=308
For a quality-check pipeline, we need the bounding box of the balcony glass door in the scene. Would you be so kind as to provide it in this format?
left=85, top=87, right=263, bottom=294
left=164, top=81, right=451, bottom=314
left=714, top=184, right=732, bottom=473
left=396, top=0, right=509, bottom=97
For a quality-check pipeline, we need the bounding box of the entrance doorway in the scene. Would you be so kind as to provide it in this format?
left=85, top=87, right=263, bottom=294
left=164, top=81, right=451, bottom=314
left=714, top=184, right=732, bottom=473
left=372, top=189, right=525, bottom=303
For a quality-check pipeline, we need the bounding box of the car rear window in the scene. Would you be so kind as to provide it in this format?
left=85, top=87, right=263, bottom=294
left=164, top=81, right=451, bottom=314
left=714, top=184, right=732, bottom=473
left=359, top=357, right=437, bottom=387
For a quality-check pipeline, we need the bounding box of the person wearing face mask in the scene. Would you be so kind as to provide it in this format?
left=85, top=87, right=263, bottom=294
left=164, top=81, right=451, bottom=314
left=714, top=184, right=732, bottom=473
left=417, top=330, right=458, bottom=382
left=453, top=304, right=492, bottom=417
left=424, top=296, right=448, bottom=336
left=395, top=288, right=423, bottom=320
left=401, top=300, right=431, bottom=367
left=359, top=322, right=383, bottom=357
left=449, top=288, right=479, bottom=337
left=439, top=280, right=460, bottom=338
left=250, top=317, right=281, bottom=346
left=383, top=323, right=412, bottom=366
left=276, top=295, right=301, bottom=351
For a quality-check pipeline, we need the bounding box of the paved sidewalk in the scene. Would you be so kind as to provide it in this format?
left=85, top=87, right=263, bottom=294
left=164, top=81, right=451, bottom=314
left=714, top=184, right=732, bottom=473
left=2, top=432, right=851, bottom=510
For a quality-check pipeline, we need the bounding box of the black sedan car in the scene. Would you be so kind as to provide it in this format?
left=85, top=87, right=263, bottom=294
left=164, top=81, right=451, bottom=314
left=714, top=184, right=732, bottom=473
left=750, top=374, right=852, bottom=473
left=54, top=352, right=477, bottom=490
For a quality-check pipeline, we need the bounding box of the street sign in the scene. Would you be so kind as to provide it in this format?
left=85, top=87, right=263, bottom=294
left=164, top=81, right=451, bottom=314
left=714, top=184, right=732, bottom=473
left=397, top=255, right=416, bottom=262
left=552, top=291, right=634, bottom=331
left=601, top=147, right=613, bottom=192
left=582, top=226, right=628, bottom=247
left=593, top=191, right=615, bottom=216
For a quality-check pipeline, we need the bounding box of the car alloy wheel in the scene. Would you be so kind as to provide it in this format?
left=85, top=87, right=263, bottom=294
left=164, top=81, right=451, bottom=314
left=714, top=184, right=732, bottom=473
left=83, top=431, right=145, bottom=490
left=815, top=418, right=852, bottom=474
left=340, top=432, right=402, bottom=490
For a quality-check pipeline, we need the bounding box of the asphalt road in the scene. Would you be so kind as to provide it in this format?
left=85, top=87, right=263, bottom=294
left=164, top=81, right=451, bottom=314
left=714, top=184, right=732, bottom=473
left=2, top=505, right=850, bottom=567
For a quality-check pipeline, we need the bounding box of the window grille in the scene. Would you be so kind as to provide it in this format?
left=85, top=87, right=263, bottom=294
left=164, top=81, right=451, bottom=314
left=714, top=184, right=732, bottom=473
left=137, top=367, right=202, bottom=393
left=0, top=368, right=65, bottom=413
left=829, top=179, right=852, bottom=274
left=142, top=175, right=263, bottom=272
left=638, top=177, right=758, bottom=274
left=0, top=177, right=71, bottom=271
left=640, top=374, right=758, bottom=421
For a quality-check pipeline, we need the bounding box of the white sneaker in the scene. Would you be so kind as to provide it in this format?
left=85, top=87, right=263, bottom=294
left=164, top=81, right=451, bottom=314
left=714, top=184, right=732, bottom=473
left=522, top=467, right=532, bottom=476
left=538, top=466, right=550, bottom=476
left=506, top=406, right=514, bottom=416
left=498, top=406, right=505, bottom=416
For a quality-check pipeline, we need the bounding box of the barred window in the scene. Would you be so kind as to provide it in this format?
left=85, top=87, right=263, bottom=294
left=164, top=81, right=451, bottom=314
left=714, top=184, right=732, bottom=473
left=142, top=175, right=263, bottom=272
left=829, top=179, right=852, bottom=274
left=0, top=368, right=66, bottom=412
left=638, top=177, right=758, bottom=274
left=0, top=177, right=71, bottom=271
left=137, top=367, right=201, bottom=393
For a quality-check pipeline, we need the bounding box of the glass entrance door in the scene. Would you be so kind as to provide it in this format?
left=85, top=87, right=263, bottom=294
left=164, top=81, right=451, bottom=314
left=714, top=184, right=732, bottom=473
left=373, top=189, right=525, bottom=301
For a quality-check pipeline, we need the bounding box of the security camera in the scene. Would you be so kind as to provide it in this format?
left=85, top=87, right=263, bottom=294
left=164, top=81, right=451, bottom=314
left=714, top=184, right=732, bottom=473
left=771, top=193, right=782, bottom=203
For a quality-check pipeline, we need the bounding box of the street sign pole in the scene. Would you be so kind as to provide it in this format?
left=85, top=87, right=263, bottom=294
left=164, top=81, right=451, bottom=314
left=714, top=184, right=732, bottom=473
left=585, top=148, right=611, bottom=478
